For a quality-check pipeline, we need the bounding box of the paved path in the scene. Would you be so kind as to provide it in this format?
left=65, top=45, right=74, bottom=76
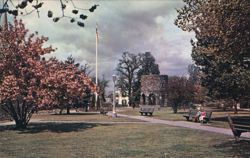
left=109, top=112, right=250, bottom=139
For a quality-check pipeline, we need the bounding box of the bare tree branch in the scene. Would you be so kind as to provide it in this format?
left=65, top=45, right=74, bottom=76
left=0, top=0, right=99, bottom=27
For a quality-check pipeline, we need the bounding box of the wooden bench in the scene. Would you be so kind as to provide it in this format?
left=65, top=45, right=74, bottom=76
left=139, top=106, right=154, bottom=116
left=183, top=109, right=212, bottom=123
left=100, top=102, right=112, bottom=115
left=183, top=109, right=198, bottom=121
left=100, top=107, right=108, bottom=115
left=203, top=111, right=213, bottom=123
left=227, top=114, right=250, bottom=141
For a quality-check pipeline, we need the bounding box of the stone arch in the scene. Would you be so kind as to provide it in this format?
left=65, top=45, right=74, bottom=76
left=148, top=93, right=156, bottom=105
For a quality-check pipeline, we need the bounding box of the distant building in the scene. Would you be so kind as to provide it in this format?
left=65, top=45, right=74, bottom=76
left=115, top=89, right=129, bottom=106
left=106, top=89, right=129, bottom=107
left=140, top=74, right=168, bottom=106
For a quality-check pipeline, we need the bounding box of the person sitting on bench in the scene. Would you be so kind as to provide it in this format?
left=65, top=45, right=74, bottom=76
left=199, top=110, right=206, bottom=124
left=195, top=109, right=201, bottom=122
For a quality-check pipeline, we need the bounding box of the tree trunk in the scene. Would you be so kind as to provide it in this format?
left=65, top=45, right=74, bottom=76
left=85, top=105, right=88, bottom=112
left=14, top=119, right=28, bottom=129
left=173, top=105, right=178, bottom=113
left=59, top=108, right=63, bottom=114
left=66, top=106, right=70, bottom=114
left=4, top=100, right=32, bottom=129
left=222, top=103, right=226, bottom=111
left=233, top=100, right=238, bottom=114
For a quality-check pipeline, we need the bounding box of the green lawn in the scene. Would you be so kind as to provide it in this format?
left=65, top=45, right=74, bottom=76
left=119, top=107, right=192, bottom=121
left=0, top=123, right=249, bottom=158
left=31, top=112, right=143, bottom=122
left=119, top=107, right=201, bottom=123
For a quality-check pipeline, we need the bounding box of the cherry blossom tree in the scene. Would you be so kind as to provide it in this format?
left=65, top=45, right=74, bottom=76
left=40, top=58, right=97, bottom=114
left=0, top=18, right=54, bottom=129
left=0, top=19, right=97, bottom=129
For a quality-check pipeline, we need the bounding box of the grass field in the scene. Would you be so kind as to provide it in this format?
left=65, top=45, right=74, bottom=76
left=31, top=112, right=144, bottom=123
left=1, top=123, right=250, bottom=158
left=118, top=107, right=197, bottom=121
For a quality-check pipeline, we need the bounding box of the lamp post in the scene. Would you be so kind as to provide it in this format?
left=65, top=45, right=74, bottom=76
left=112, top=74, right=117, bottom=117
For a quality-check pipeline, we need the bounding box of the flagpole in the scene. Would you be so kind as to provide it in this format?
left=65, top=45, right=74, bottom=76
left=95, top=24, right=98, bottom=110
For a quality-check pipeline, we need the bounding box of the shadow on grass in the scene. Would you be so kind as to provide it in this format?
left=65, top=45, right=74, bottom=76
left=212, top=116, right=250, bottom=122
left=0, top=122, right=111, bottom=134
left=208, top=107, right=250, bottom=113
left=211, top=117, right=228, bottom=122
left=175, top=111, right=187, bottom=114
left=214, top=140, right=250, bottom=158
left=51, top=112, right=100, bottom=116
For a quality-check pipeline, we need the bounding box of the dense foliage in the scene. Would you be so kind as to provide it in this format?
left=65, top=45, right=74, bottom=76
left=176, top=0, right=250, bottom=113
left=168, top=76, right=194, bottom=113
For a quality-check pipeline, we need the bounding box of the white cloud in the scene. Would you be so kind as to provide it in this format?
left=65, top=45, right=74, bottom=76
left=16, top=0, right=195, bottom=88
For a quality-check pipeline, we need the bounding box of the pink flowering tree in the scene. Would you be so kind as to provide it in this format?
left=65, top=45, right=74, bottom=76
left=0, top=19, right=54, bottom=129
left=40, top=58, right=97, bottom=114
left=0, top=19, right=97, bottom=129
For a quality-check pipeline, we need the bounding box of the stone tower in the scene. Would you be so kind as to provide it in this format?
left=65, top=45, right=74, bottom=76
left=140, top=74, right=168, bottom=106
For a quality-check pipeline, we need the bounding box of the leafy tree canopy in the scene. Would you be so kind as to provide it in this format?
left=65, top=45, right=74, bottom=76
left=168, top=76, right=194, bottom=113
left=175, top=0, right=250, bottom=112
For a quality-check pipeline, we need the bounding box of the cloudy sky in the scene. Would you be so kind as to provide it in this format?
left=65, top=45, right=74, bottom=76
left=16, top=0, right=195, bottom=88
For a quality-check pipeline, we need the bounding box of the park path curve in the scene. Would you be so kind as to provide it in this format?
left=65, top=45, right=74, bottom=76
left=112, top=113, right=250, bottom=139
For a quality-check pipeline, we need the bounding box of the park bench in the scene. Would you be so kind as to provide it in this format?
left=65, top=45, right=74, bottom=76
left=227, top=114, right=250, bottom=141
left=203, top=111, right=213, bottom=123
left=183, top=109, right=212, bottom=123
left=100, top=107, right=108, bottom=115
left=139, top=106, right=154, bottom=116
left=183, top=109, right=198, bottom=121
left=100, top=102, right=112, bottom=115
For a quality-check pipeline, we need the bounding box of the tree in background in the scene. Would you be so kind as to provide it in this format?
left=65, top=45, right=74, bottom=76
left=79, top=62, right=93, bottom=111
left=137, top=52, right=160, bottom=77
left=187, top=64, right=200, bottom=85
left=176, top=0, right=250, bottom=113
left=188, top=64, right=207, bottom=104
left=41, top=58, right=96, bottom=114
left=80, top=63, right=92, bottom=76
left=0, top=19, right=54, bottom=129
left=116, top=52, right=141, bottom=106
left=90, top=75, right=109, bottom=110
left=63, top=56, right=109, bottom=111
left=98, top=75, right=109, bottom=102
left=168, top=76, right=194, bottom=113
left=116, top=52, right=160, bottom=106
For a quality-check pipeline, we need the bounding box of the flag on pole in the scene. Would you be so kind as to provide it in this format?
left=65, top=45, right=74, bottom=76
left=95, top=23, right=99, bottom=109
left=96, top=25, right=99, bottom=41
